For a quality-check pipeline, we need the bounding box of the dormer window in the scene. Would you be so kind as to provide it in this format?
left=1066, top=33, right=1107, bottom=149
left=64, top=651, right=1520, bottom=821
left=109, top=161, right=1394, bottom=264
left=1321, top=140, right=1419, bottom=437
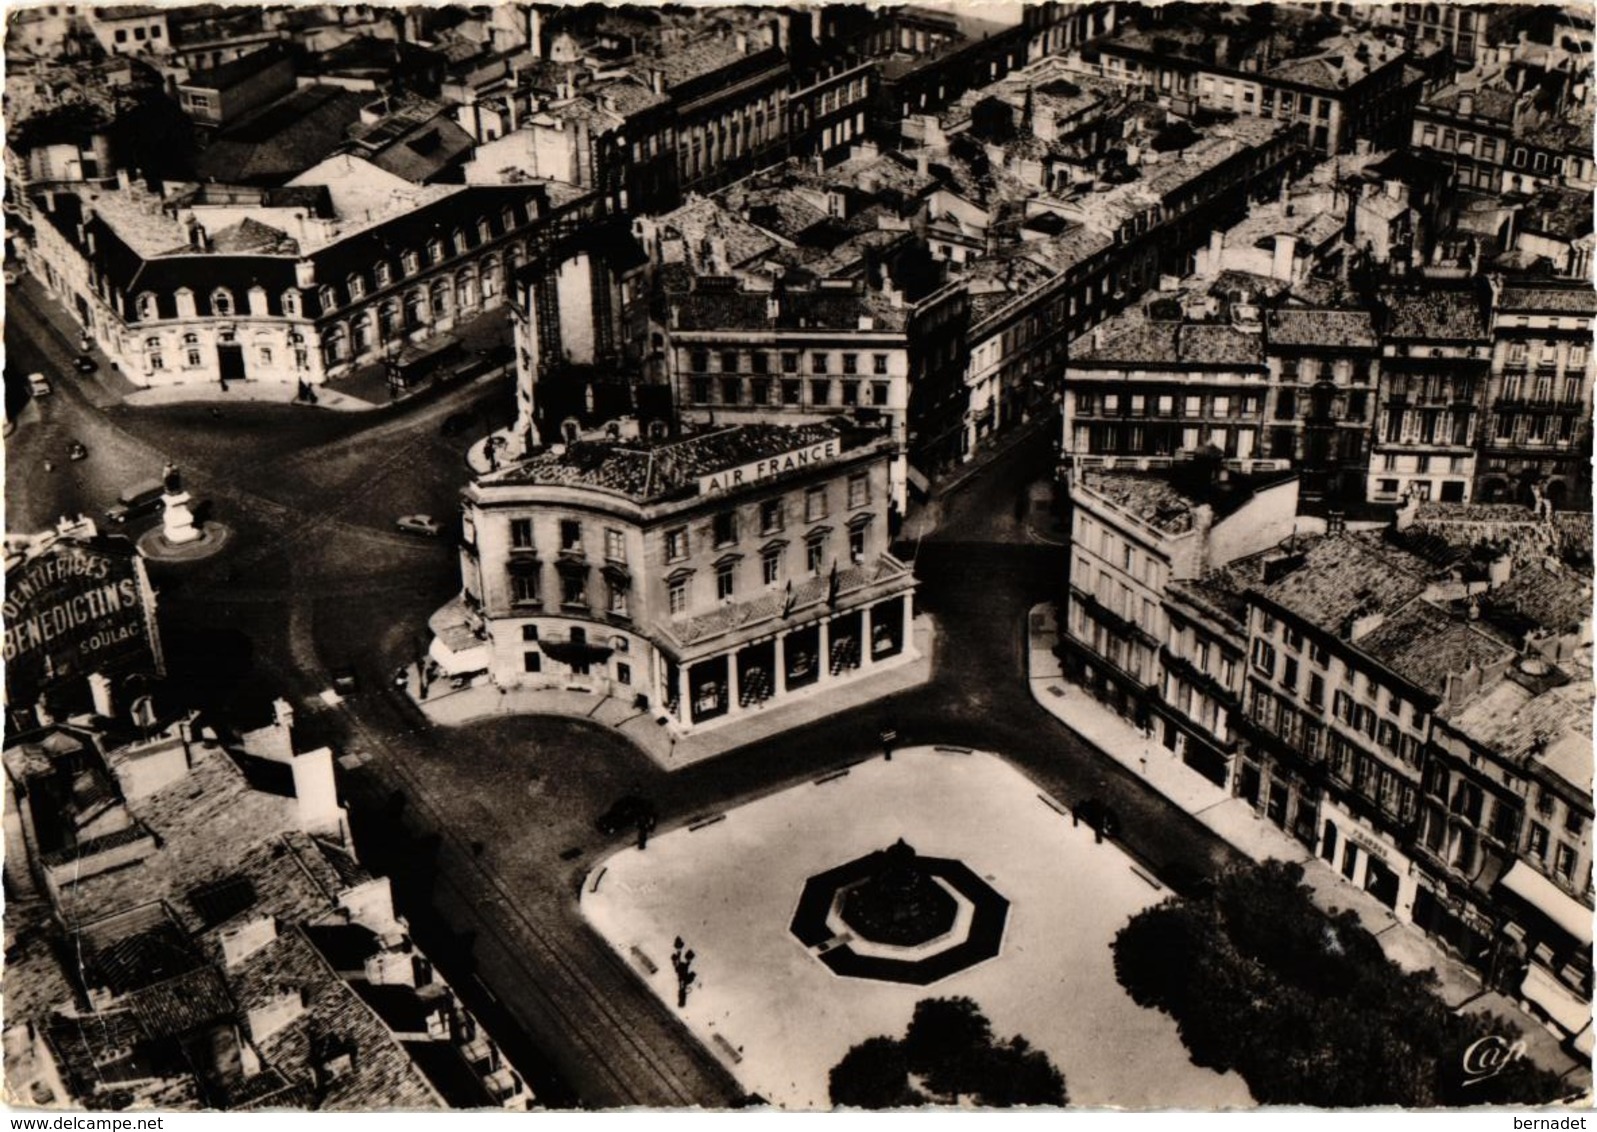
left=347, top=274, right=366, bottom=301
left=319, top=285, right=338, bottom=312
left=135, top=292, right=158, bottom=320
left=374, top=261, right=393, bottom=288
left=281, top=290, right=300, bottom=317
left=401, top=249, right=419, bottom=275
left=427, top=238, right=444, bottom=264
left=450, top=230, right=466, bottom=256
left=477, top=218, right=493, bottom=244
left=211, top=288, right=233, bottom=316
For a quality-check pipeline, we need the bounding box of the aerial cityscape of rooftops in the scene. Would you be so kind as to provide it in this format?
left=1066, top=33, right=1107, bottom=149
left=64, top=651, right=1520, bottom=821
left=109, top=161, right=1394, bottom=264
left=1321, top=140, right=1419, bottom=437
left=3, top=0, right=1594, bottom=1114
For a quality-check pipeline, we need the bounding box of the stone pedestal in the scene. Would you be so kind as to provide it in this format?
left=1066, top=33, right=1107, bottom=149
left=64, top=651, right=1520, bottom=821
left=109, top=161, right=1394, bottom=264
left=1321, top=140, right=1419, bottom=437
left=160, top=490, right=202, bottom=545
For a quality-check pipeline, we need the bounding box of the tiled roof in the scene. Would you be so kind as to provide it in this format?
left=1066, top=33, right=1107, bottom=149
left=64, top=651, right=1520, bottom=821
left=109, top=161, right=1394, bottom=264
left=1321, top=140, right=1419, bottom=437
left=1080, top=470, right=1211, bottom=534
left=1379, top=288, right=1488, bottom=341
left=1448, top=675, right=1592, bottom=795
left=1072, top=307, right=1265, bottom=367
left=232, top=926, right=443, bottom=1110
left=1267, top=308, right=1377, bottom=349
left=670, top=284, right=907, bottom=332
left=484, top=420, right=866, bottom=503
left=1497, top=280, right=1597, bottom=315
left=1258, top=532, right=1435, bottom=633
left=124, top=965, right=237, bottom=1039
left=1485, top=561, right=1593, bottom=636
left=1355, top=599, right=1515, bottom=700
left=210, top=217, right=299, bottom=255
left=655, top=195, right=779, bottom=269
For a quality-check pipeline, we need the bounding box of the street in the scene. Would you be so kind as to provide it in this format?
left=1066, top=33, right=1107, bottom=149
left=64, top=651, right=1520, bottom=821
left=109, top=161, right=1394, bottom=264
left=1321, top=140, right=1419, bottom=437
left=6, top=290, right=1242, bottom=1108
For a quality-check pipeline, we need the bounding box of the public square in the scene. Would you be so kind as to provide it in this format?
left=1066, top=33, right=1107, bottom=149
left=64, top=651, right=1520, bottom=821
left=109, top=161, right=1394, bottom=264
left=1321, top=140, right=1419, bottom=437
left=582, top=747, right=1253, bottom=1110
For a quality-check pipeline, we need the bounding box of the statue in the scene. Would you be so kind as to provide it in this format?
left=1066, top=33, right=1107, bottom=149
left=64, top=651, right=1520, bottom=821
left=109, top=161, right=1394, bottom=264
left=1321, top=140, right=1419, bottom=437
left=163, top=462, right=182, bottom=494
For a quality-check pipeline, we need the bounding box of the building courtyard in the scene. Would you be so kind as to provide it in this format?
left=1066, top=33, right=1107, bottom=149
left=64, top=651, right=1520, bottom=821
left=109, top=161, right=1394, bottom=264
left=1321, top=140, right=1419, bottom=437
left=582, top=747, right=1253, bottom=1109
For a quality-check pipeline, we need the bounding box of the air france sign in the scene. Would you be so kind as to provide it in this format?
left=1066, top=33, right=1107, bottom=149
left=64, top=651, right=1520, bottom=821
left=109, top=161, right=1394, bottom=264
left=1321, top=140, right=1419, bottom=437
left=4, top=545, right=152, bottom=701
left=699, top=438, right=842, bottom=495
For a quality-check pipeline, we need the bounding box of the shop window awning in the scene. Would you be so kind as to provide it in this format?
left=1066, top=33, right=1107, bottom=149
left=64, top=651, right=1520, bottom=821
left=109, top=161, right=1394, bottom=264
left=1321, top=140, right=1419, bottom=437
left=1520, top=964, right=1593, bottom=1037
left=540, top=640, right=614, bottom=666
left=1499, top=862, right=1594, bottom=946
left=906, top=464, right=930, bottom=497
left=429, top=634, right=490, bottom=676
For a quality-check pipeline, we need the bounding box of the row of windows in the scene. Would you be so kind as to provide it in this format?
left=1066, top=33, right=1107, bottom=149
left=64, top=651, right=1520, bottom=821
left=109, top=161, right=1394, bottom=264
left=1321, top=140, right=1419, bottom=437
left=668, top=527, right=867, bottom=613
left=667, top=476, right=870, bottom=561
left=1077, top=392, right=1262, bottom=419
left=507, top=518, right=626, bottom=560
left=1254, top=618, right=1428, bottom=731
left=1504, top=342, right=1588, bottom=369
left=688, top=376, right=892, bottom=409
left=688, top=350, right=892, bottom=376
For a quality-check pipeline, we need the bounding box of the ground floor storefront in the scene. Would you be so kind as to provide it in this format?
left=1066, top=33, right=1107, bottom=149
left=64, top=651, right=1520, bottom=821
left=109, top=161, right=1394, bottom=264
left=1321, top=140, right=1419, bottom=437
left=660, top=594, right=914, bottom=733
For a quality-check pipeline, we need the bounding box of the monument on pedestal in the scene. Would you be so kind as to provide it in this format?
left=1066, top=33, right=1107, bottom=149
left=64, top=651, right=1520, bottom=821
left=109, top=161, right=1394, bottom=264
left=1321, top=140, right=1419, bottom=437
left=159, top=463, right=202, bottom=546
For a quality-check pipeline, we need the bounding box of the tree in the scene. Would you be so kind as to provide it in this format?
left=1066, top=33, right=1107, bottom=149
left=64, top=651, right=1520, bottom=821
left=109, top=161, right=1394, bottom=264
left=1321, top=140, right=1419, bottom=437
left=830, top=998, right=1067, bottom=1109
left=1112, top=861, right=1571, bottom=1107
left=828, top=1036, right=923, bottom=1110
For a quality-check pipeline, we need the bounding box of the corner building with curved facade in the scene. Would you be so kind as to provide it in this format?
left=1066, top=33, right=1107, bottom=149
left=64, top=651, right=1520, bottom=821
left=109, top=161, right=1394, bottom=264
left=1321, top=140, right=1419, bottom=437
left=446, top=418, right=917, bottom=733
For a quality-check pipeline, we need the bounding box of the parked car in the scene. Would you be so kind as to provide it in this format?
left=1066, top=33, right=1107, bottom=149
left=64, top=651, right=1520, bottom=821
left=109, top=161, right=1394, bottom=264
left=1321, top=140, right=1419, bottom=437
left=67, top=441, right=88, bottom=462
left=596, top=795, right=655, bottom=836
left=73, top=354, right=97, bottom=374
left=330, top=665, right=358, bottom=696
left=106, top=478, right=167, bottom=523
left=27, top=372, right=51, bottom=397
left=396, top=514, right=442, bottom=537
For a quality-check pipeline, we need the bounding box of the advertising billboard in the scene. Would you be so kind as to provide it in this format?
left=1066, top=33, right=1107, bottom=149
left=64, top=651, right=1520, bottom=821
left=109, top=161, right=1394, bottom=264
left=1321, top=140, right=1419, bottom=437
left=3, top=540, right=160, bottom=707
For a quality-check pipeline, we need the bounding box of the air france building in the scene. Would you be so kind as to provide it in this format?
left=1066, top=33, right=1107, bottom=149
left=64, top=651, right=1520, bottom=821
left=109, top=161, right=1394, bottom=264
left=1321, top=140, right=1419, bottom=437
left=435, top=418, right=918, bottom=733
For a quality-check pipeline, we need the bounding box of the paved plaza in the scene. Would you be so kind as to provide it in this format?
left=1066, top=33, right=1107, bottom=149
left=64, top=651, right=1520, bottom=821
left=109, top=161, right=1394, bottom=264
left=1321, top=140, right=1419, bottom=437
left=582, top=748, right=1253, bottom=1109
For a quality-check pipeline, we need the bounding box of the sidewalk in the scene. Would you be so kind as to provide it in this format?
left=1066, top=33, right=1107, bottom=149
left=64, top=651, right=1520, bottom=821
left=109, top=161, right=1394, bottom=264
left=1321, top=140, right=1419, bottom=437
left=323, top=306, right=513, bottom=408
left=1026, top=602, right=1592, bottom=1088
left=402, top=617, right=936, bottom=771
left=124, top=382, right=375, bottom=411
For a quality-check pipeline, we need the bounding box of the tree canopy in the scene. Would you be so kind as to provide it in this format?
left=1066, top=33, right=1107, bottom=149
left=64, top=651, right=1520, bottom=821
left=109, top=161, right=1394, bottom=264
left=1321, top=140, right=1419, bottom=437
left=1112, top=860, right=1572, bottom=1107
left=828, top=996, right=1067, bottom=1109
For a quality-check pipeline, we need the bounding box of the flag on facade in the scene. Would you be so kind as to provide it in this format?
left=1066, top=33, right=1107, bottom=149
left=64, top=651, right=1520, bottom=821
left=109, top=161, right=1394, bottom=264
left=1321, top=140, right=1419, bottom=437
left=781, top=579, right=795, bottom=618
left=826, top=560, right=840, bottom=608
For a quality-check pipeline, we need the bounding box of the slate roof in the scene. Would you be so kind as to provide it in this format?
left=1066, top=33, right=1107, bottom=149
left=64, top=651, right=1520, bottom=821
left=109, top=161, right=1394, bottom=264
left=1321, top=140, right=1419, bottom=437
left=484, top=420, right=868, bottom=503
left=195, top=86, right=370, bottom=186
left=655, top=195, right=779, bottom=269
left=180, top=43, right=291, bottom=93
left=1485, top=561, right=1593, bottom=636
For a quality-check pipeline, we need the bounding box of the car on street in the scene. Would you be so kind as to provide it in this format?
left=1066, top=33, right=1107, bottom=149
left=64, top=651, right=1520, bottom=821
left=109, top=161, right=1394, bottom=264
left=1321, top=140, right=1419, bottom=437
left=439, top=410, right=476, bottom=436
left=27, top=372, right=51, bottom=397
left=73, top=354, right=98, bottom=374
left=595, top=794, right=655, bottom=836
left=330, top=665, right=359, bottom=696
left=67, top=441, right=88, bottom=462
left=396, top=514, right=442, bottom=537
left=106, top=479, right=167, bottom=523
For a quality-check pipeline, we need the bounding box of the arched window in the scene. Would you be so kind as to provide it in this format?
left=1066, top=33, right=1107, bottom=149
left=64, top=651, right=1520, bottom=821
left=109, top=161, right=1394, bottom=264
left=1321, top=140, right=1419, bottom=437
left=211, top=288, right=233, bottom=316
left=481, top=256, right=501, bottom=300
left=282, top=290, right=300, bottom=317
left=323, top=324, right=347, bottom=365
left=352, top=314, right=372, bottom=356
left=430, top=277, right=451, bottom=318
left=456, top=267, right=478, bottom=311
left=404, top=288, right=426, bottom=325
left=508, top=242, right=525, bottom=274
left=378, top=299, right=399, bottom=339
left=136, top=292, right=158, bottom=320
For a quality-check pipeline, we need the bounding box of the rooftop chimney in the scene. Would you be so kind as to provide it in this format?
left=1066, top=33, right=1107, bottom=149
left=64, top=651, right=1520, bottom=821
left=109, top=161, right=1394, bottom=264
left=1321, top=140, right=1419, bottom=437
left=292, top=746, right=344, bottom=841
left=221, top=916, right=279, bottom=969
